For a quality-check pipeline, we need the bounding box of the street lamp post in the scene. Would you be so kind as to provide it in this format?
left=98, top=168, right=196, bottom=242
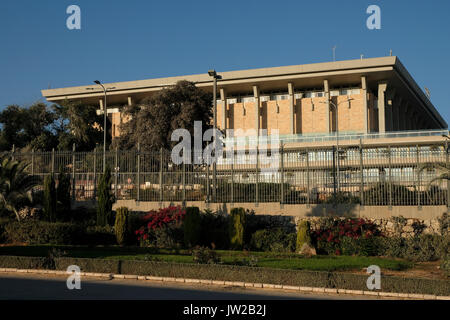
left=208, top=70, right=222, bottom=203
left=320, top=97, right=353, bottom=199
left=87, top=81, right=116, bottom=171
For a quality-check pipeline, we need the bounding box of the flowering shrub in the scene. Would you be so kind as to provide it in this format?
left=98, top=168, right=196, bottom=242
left=312, top=218, right=383, bottom=256
left=135, top=206, right=185, bottom=247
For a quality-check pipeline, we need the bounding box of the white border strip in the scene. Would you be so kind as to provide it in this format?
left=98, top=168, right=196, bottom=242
left=0, top=268, right=448, bottom=300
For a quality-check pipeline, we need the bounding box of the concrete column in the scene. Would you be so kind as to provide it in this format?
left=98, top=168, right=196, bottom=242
left=127, top=96, right=132, bottom=106
left=288, top=83, right=295, bottom=134
left=220, top=88, right=226, bottom=130
left=378, top=83, right=388, bottom=133
left=361, top=76, right=368, bottom=134
left=393, top=96, right=401, bottom=131
left=324, top=80, right=331, bottom=133
left=99, top=99, right=104, bottom=110
left=386, top=88, right=395, bottom=132
left=253, top=85, right=260, bottom=134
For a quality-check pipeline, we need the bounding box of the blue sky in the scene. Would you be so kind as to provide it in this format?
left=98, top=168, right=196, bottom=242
left=0, top=0, right=449, bottom=124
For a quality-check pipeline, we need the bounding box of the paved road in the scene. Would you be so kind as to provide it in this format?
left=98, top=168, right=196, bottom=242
left=0, top=273, right=378, bottom=300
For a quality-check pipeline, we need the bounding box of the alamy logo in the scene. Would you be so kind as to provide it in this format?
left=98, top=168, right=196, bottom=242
left=366, top=265, right=381, bottom=290
left=366, top=5, right=381, bottom=30
left=66, top=265, right=81, bottom=290
left=171, top=121, right=280, bottom=171
left=66, top=5, right=81, bottom=30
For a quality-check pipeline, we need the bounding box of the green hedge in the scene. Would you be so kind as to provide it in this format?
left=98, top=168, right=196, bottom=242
left=3, top=220, right=84, bottom=245
left=2, top=220, right=116, bottom=246
left=0, top=255, right=448, bottom=296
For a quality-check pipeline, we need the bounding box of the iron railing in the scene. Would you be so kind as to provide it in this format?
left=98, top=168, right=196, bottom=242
left=7, top=139, right=450, bottom=207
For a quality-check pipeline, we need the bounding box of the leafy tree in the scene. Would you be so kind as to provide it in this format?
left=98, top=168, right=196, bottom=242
left=0, top=157, right=40, bottom=221
left=56, top=168, right=71, bottom=220
left=112, top=80, right=212, bottom=151
left=53, top=100, right=104, bottom=151
left=0, top=103, right=57, bottom=151
left=97, top=166, right=114, bottom=226
left=43, top=174, right=57, bottom=222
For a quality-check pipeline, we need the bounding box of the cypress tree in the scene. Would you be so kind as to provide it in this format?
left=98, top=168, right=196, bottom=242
left=43, top=174, right=57, bottom=222
left=114, top=207, right=129, bottom=245
left=56, top=168, right=71, bottom=220
left=97, top=165, right=113, bottom=226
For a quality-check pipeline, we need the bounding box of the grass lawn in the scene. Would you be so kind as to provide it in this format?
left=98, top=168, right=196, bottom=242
left=0, top=245, right=413, bottom=272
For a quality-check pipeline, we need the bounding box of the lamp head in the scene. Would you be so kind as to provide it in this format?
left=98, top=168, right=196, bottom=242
left=208, top=70, right=216, bottom=77
left=94, top=80, right=101, bottom=85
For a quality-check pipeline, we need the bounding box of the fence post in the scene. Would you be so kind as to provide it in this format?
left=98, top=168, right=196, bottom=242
left=206, top=159, right=210, bottom=203
left=115, top=148, right=118, bottom=200
left=72, top=144, right=76, bottom=202
left=31, top=149, right=35, bottom=175
left=280, top=143, right=284, bottom=204
left=306, top=148, right=310, bottom=207
left=159, top=147, right=163, bottom=203
left=51, top=148, right=55, bottom=174
left=182, top=160, right=186, bottom=206
left=137, top=143, right=141, bottom=202
left=93, top=145, right=97, bottom=200
left=359, top=139, right=364, bottom=207
left=255, top=146, right=259, bottom=206
left=446, top=141, right=449, bottom=212
left=416, top=144, right=421, bottom=208
left=231, top=152, right=234, bottom=204
left=388, top=146, right=392, bottom=209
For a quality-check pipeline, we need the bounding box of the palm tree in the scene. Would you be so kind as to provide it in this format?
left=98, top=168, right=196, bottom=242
left=419, top=162, right=450, bottom=204
left=419, top=162, right=450, bottom=186
left=0, top=156, right=40, bottom=221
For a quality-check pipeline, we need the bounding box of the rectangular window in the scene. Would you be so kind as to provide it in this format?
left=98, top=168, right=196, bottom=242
left=330, top=90, right=339, bottom=97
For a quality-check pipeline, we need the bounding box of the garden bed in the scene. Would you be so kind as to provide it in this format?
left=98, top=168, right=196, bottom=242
left=0, top=245, right=412, bottom=272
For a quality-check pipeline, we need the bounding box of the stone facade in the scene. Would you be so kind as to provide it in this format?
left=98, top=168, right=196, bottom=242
left=248, top=213, right=448, bottom=237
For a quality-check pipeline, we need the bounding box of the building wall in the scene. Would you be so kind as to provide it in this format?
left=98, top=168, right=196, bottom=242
left=217, top=94, right=367, bottom=135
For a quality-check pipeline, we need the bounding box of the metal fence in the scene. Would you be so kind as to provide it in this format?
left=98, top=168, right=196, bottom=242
left=9, top=141, right=450, bottom=206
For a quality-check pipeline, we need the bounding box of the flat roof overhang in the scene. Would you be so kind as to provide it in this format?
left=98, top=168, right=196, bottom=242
left=41, top=56, right=447, bottom=128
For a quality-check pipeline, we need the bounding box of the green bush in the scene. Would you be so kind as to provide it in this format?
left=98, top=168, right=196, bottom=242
left=379, top=234, right=448, bottom=262
left=114, top=207, right=129, bottom=246
left=229, top=208, right=246, bottom=250
left=198, top=209, right=229, bottom=249
left=97, top=166, right=114, bottom=226
left=296, top=220, right=311, bottom=252
left=339, top=237, right=383, bottom=256
left=442, top=254, right=450, bottom=277
left=56, top=170, right=71, bottom=220
left=191, top=246, right=221, bottom=264
left=183, top=207, right=201, bottom=248
left=3, top=220, right=83, bottom=245
left=0, top=218, right=9, bottom=243
left=250, top=228, right=296, bottom=252
left=43, top=174, right=57, bottom=222
left=84, top=225, right=116, bottom=245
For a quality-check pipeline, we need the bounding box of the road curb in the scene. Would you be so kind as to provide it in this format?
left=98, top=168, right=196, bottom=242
left=0, top=268, right=448, bottom=300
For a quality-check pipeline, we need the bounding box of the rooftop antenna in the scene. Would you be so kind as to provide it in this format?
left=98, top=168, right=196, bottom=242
left=425, top=87, right=431, bottom=100
left=332, top=45, right=337, bottom=61
left=389, top=49, right=392, bottom=56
